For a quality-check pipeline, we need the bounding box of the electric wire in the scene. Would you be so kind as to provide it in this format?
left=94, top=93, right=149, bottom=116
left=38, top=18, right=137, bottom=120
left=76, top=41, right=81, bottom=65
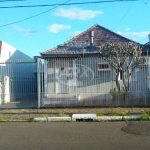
left=0, top=0, right=71, bottom=27
left=0, top=0, right=139, bottom=8
left=113, top=4, right=132, bottom=31
left=0, top=0, right=26, bottom=2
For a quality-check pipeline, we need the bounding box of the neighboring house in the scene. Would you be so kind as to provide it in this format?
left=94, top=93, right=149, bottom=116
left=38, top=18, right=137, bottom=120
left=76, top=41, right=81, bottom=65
left=0, top=41, right=34, bottom=62
left=40, top=24, right=150, bottom=105
left=142, top=34, right=150, bottom=56
left=0, top=41, right=36, bottom=104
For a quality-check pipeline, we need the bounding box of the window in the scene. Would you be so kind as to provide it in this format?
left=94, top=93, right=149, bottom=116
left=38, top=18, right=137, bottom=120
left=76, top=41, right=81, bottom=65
left=138, top=57, right=149, bottom=68
left=98, top=63, right=110, bottom=71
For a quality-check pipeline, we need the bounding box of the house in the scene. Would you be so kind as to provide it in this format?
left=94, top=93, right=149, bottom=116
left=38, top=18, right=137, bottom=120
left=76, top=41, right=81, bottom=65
left=0, top=41, right=36, bottom=105
left=40, top=24, right=150, bottom=106
left=0, top=41, right=34, bottom=62
left=142, top=34, right=150, bottom=56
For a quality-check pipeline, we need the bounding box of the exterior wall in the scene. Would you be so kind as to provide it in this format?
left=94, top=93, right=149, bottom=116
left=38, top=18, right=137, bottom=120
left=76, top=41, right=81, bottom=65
left=45, top=57, right=116, bottom=100
left=75, top=57, right=114, bottom=100
left=0, top=41, right=16, bottom=61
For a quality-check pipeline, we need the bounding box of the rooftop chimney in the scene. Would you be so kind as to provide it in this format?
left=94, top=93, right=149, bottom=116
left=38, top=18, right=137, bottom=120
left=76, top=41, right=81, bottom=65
left=90, top=31, right=94, bottom=48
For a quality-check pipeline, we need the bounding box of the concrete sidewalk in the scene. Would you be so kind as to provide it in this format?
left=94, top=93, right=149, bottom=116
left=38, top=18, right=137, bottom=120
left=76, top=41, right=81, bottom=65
left=0, top=107, right=149, bottom=122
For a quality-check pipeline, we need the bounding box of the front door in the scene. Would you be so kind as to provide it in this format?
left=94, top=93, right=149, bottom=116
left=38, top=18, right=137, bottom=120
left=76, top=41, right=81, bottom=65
left=55, top=61, right=69, bottom=94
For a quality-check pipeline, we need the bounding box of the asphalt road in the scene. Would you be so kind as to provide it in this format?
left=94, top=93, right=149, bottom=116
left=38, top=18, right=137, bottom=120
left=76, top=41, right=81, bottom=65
left=0, top=122, right=149, bottom=150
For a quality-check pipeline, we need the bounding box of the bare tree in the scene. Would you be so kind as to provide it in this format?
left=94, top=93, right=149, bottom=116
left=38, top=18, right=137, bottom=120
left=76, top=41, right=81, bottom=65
left=99, top=42, right=142, bottom=92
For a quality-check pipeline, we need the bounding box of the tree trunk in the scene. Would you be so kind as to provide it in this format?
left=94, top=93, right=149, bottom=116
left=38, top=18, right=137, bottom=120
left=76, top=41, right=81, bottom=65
left=116, top=70, right=120, bottom=91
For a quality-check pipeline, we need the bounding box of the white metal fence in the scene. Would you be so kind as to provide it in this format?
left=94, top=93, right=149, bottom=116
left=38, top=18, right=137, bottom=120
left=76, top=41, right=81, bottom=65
left=39, top=56, right=150, bottom=107
left=0, top=61, right=37, bottom=108
left=0, top=57, right=150, bottom=108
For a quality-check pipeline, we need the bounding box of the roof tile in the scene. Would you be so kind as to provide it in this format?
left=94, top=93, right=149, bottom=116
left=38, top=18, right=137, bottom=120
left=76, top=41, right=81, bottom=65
left=41, top=24, right=135, bottom=55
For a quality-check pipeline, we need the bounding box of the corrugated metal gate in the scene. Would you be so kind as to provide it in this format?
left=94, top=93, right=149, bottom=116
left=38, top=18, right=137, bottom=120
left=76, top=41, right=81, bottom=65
left=0, top=61, right=37, bottom=108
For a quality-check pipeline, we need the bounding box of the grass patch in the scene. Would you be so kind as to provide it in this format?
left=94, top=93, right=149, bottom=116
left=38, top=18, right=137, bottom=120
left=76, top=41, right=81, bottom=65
left=107, top=112, right=119, bottom=116
left=58, top=113, right=67, bottom=117
left=119, top=111, right=130, bottom=116
left=28, top=118, right=35, bottom=122
left=0, top=118, right=6, bottom=122
left=107, top=111, right=130, bottom=116
left=140, top=112, right=150, bottom=121
left=95, top=112, right=103, bottom=116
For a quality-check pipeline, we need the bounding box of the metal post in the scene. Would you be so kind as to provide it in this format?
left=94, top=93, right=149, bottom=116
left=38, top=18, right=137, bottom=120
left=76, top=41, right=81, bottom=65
left=73, top=59, right=77, bottom=97
left=44, top=59, right=48, bottom=97
left=37, top=58, right=41, bottom=108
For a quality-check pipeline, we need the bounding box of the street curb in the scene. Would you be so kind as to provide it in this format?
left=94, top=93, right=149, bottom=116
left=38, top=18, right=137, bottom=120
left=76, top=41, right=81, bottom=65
left=33, top=117, right=47, bottom=122
left=47, top=117, right=71, bottom=122
left=98, top=116, right=122, bottom=121
left=122, top=115, right=141, bottom=121
left=72, top=114, right=97, bottom=121
left=33, top=114, right=150, bottom=122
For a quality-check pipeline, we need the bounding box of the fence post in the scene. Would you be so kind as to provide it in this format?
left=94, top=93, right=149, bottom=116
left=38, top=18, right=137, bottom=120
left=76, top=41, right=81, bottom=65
left=73, top=59, right=77, bottom=97
left=37, top=58, right=41, bottom=108
left=44, top=59, right=48, bottom=97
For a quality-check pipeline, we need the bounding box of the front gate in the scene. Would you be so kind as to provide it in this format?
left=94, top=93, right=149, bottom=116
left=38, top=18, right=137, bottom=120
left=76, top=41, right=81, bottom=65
left=0, top=61, right=37, bottom=108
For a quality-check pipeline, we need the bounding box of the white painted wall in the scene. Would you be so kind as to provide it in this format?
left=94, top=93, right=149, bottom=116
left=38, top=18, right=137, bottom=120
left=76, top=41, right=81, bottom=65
left=0, top=41, right=16, bottom=61
left=0, top=41, right=34, bottom=62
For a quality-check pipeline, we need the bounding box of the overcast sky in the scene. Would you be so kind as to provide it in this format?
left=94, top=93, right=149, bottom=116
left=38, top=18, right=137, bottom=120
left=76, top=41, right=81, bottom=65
left=0, top=0, right=150, bottom=58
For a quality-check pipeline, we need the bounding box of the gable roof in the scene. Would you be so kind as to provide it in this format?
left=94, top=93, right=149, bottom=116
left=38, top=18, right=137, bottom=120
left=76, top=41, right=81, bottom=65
left=41, top=24, right=136, bottom=56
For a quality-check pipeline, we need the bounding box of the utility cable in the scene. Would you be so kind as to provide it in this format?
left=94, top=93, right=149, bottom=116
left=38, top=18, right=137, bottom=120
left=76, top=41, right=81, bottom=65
left=0, top=0, right=139, bottom=8
left=0, top=0, right=71, bottom=27
left=113, top=3, right=132, bottom=31
left=0, top=0, right=26, bottom=2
